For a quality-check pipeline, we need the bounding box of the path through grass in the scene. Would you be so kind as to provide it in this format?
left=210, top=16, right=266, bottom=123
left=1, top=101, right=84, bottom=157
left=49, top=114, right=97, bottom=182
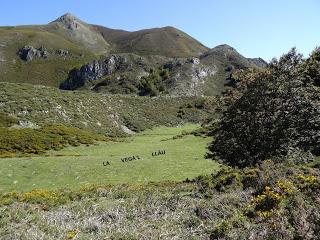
left=0, top=124, right=219, bottom=192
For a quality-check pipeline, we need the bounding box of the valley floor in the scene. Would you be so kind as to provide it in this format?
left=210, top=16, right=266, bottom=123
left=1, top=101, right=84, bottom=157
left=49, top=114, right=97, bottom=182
left=0, top=124, right=219, bottom=192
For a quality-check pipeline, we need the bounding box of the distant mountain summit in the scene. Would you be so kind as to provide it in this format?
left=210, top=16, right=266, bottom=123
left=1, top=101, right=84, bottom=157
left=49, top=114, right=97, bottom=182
left=47, top=13, right=110, bottom=54
left=201, top=44, right=261, bottom=68
left=93, top=25, right=209, bottom=57
left=51, top=13, right=81, bottom=29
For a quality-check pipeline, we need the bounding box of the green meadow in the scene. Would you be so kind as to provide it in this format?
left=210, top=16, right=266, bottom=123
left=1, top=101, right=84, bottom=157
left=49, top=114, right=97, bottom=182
left=0, top=124, right=219, bottom=192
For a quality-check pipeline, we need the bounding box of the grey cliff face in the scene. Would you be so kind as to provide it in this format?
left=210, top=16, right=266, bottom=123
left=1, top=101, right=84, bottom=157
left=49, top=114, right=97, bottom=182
left=60, top=54, right=218, bottom=96
left=164, top=58, right=216, bottom=96
left=61, top=55, right=130, bottom=90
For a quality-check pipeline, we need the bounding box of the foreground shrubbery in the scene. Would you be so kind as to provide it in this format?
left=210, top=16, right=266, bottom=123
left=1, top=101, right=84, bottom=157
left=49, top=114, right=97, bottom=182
left=0, top=124, right=110, bottom=157
left=194, top=48, right=320, bottom=239
left=195, top=160, right=320, bottom=239
left=208, top=48, right=320, bottom=167
left=0, top=160, right=319, bottom=239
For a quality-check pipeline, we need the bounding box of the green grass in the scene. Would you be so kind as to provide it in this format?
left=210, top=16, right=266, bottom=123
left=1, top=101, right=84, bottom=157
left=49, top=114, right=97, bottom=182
left=0, top=124, right=219, bottom=192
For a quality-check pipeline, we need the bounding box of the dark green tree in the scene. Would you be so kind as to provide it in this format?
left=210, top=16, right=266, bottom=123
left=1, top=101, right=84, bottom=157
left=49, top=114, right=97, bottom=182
left=208, top=48, right=320, bottom=167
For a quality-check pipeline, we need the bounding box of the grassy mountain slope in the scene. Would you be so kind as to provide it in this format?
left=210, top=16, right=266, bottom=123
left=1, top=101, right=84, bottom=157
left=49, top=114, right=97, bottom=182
left=0, top=13, right=110, bottom=87
left=93, top=25, right=209, bottom=57
left=0, top=26, right=97, bottom=87
left=0, top=82, right=218, bottom=136
left=201, top=44, right=258, bottom=68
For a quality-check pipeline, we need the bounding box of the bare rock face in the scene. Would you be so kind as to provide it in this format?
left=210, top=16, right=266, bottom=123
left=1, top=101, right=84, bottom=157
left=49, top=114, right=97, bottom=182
left=60, top=55, right=131, bottom=90
left=162, top=58, right=216, bottom=96
left=60, top=53, right=217, bottom=96
left=18, top=46, right=48, bottom=61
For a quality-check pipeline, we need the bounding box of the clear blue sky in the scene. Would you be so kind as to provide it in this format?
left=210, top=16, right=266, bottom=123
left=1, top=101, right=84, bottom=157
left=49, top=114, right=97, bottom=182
left=1, top=0, right=319, bottom=61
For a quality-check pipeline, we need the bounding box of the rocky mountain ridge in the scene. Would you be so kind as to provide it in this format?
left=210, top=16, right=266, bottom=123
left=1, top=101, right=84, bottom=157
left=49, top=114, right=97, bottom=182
left=0, top=13, right=266, bottom=96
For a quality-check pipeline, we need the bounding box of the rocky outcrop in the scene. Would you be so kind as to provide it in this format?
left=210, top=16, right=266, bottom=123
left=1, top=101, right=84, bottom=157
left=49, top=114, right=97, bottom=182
left=60, top=55, right=132, bottom=90
left=163, top=58, right=216, bottom=96
left=18, top=46, right=48, bottom=61
left=56, top=49, right=69, bottom=56
left=10, top=120, right=39, bottom=129
left=59, top=47, right=263, bottom=96
left=188, top=57, right=200, bottom=65
left=18, top=46, right=73, bottom=61
left=60, top=54, right=217, bottom=96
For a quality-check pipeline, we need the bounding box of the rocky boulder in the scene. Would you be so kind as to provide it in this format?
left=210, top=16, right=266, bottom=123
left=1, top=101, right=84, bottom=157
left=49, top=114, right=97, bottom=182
left=18, top=46, right=48, bottom=61
left=188, top=57, right=200, bottom=65
left=56, top=49, right=69, bottom=56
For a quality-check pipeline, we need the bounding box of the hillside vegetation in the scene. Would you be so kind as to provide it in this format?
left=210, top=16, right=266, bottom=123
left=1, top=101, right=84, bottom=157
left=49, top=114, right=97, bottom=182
left=0, top=124, right=110, bottom=157
left=0, top=27, right=97, bottom=87
left=2, top=12, right=318, bottom=240
left=0, top=82, right=218, bottom=137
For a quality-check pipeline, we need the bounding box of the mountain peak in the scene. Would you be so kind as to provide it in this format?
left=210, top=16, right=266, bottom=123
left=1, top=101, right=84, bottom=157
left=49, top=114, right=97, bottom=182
left=57, top=12, right=79, bottom=21
left=48, top=13, right=110, bottom=53
left=62, top=12, right=75, bottom=17
left=52, top=13, right=83, bottom=29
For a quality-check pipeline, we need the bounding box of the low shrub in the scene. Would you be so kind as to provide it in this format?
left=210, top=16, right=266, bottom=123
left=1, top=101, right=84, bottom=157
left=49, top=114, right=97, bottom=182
left=0, top=124, right=110, bottom=157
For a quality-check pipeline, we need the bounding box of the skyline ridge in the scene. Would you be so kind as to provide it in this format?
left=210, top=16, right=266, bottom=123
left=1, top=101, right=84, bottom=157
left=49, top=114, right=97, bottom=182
left=1, top=0, right=319, bottom=60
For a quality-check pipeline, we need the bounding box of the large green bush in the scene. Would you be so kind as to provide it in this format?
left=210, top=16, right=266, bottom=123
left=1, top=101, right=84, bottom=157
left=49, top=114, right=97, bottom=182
left=208, top=48, right=320, bottom=167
